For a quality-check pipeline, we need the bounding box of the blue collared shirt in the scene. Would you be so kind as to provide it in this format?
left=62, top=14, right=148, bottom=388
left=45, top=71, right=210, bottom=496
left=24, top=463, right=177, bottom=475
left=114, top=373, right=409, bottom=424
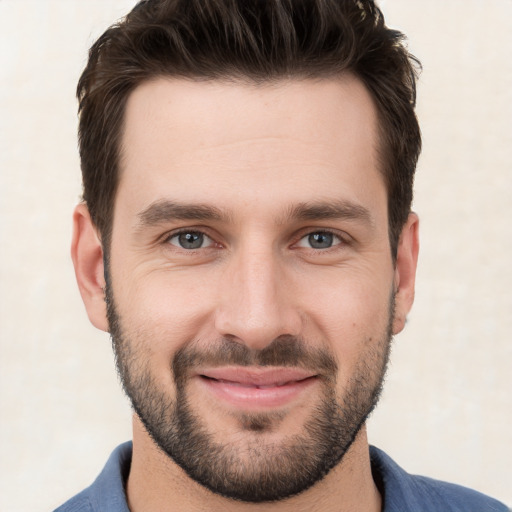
left=54, top=442, right=509, bottom=511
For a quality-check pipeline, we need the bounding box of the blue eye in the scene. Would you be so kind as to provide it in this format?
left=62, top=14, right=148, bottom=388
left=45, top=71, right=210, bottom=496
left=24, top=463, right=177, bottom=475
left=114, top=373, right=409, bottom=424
left=297, top=231, right=341, bottom=249
left=168, top=231, right=213, bottom=249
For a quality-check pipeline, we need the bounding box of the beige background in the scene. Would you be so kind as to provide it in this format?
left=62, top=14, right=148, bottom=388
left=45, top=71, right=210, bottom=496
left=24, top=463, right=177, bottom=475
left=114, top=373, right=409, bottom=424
left=0, top=1, right=511, bottom=510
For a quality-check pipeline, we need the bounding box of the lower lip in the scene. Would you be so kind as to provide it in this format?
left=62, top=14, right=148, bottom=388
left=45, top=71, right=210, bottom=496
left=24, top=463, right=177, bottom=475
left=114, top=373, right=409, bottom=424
left=198, top=376, right=317, bottom=409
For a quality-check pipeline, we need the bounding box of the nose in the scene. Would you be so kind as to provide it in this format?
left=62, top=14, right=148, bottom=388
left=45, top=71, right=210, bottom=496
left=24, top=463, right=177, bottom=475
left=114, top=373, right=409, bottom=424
left=214, top=245, right=302, bottom=350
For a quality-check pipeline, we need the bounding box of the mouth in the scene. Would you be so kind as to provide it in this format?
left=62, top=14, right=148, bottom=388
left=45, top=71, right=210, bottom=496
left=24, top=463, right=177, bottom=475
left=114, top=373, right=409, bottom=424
left=195, top=367, right=318, bottom=409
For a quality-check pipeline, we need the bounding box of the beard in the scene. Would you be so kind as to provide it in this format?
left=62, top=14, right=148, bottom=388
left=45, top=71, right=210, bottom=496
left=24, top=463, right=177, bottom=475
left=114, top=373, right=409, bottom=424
left=106, top=278, right=394, bottom=503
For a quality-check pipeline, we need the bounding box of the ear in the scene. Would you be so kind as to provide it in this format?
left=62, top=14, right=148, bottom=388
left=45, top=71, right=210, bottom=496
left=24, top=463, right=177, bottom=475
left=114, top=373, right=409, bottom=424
left=392, top=212, right=419, bottom=335
left=71, top=203, right=109, bottom=332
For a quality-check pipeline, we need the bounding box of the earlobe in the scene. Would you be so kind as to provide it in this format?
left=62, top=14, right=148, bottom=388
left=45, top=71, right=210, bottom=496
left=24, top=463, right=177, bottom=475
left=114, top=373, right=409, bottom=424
left=392, top=213, right=419, bottom=335
left=71, top=203, right=109, bottom=332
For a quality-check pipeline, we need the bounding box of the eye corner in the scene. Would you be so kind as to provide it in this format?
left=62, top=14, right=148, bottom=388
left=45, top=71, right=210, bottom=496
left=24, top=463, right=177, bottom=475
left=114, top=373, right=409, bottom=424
left=294, top=230, right=345, bottom=250
left=166, top=229, right=216, bottom=250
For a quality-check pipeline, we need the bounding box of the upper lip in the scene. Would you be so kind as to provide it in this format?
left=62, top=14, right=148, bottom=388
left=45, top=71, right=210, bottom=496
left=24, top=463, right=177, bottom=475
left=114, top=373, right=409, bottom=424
left=196, top=367, right=317, bottom=386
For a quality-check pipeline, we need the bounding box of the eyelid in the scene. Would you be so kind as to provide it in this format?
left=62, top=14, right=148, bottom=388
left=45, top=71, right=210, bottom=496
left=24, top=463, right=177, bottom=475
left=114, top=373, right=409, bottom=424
left=293, top=228, right=350, bottom=249
left=162, top=227, right=218, bottom=249
left=158, top=226, right=351, bottom=251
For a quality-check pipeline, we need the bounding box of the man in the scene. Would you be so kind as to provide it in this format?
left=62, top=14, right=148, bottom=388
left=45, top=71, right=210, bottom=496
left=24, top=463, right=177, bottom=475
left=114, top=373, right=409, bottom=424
left=56, top=0, right=508, bottom=511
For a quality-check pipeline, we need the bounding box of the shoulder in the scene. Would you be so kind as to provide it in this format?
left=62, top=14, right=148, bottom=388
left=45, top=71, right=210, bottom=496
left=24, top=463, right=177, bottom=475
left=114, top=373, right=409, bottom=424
left=53, top=442, right=133, bottom=512
left=409, top=474, right=509, bottom=512
left=53, top=490, right=93, bottom=512
left=370, top=446, right=509, bottom=512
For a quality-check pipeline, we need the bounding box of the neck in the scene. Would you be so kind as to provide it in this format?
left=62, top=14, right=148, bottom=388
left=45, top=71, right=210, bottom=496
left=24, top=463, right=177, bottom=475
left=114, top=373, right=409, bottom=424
left=126, top=415, right=381, bottom=512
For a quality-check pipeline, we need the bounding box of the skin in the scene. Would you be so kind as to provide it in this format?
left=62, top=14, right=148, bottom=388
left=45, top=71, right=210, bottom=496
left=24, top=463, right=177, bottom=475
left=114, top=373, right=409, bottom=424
left=71, top=75, right=419, bottom=512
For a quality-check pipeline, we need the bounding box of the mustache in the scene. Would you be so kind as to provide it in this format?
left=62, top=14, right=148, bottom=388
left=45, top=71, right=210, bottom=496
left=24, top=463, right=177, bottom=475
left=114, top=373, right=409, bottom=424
left=172, top=335, right=338, bottom=384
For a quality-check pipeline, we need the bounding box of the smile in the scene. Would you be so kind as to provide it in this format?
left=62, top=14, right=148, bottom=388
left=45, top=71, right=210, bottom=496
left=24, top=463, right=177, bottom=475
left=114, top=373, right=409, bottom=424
left=196, top=367, right=318, bottom=409
left=209, top=379, right=301, bottom=389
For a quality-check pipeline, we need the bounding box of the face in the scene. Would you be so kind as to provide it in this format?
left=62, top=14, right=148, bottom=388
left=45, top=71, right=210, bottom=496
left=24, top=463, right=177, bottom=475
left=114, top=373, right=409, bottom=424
left=73, top=76, right=418, bottom=502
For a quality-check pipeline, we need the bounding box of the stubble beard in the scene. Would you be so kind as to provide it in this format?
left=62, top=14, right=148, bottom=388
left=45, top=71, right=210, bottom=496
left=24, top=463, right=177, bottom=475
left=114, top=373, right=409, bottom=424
left=106, top=279, right=394, bottom=503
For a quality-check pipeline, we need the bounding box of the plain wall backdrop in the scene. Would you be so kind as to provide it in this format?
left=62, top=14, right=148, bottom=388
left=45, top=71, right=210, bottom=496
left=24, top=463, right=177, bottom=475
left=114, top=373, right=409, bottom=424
left=0, top=1, right=511, bottom=511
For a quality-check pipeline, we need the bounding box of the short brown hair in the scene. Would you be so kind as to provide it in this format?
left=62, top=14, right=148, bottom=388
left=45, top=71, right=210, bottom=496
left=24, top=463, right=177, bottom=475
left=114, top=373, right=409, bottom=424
left=77, top=0, right=421, bottom=254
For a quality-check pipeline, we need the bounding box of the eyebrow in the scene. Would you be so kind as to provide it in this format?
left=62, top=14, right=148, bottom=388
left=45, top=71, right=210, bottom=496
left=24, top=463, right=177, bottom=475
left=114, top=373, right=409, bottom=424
left=285, top=200, right=374, bottom=225
left=136, top=198, right=373, bottom=229
left=137, top=200, right=227, bottom=227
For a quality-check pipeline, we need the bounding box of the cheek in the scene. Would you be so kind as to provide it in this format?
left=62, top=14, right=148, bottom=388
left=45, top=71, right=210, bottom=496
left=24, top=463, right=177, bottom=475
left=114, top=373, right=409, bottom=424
left=112, top=274, right=220, bottom=391
left=298, top=267, right=393, bottom=360
left=114, top=268, right=220, bottom=351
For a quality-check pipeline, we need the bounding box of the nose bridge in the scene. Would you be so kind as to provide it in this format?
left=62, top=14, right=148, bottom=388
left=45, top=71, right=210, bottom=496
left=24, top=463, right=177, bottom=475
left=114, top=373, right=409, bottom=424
left=240, top=248, right=279, bottom=320
left=215, top=239, right=300, bottom=349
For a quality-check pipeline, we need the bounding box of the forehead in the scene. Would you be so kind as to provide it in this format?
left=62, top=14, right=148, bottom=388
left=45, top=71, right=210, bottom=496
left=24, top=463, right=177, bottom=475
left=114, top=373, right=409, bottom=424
left=117, top=75, right=384, bottom=222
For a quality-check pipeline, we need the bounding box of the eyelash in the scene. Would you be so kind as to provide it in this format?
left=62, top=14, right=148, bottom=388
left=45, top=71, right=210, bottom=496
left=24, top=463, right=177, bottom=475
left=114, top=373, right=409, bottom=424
left=162, top=227, right=349, bottom=252
left=294, top=229, right=345, bottom=250
left=164, top=229, right=217, bottom=250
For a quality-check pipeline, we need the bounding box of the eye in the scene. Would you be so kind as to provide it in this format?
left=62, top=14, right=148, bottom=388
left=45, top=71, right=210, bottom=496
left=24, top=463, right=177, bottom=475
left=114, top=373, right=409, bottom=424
left=296, top=231, right=342, bottom=249
left=167, top=231, right=214, bottom=250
